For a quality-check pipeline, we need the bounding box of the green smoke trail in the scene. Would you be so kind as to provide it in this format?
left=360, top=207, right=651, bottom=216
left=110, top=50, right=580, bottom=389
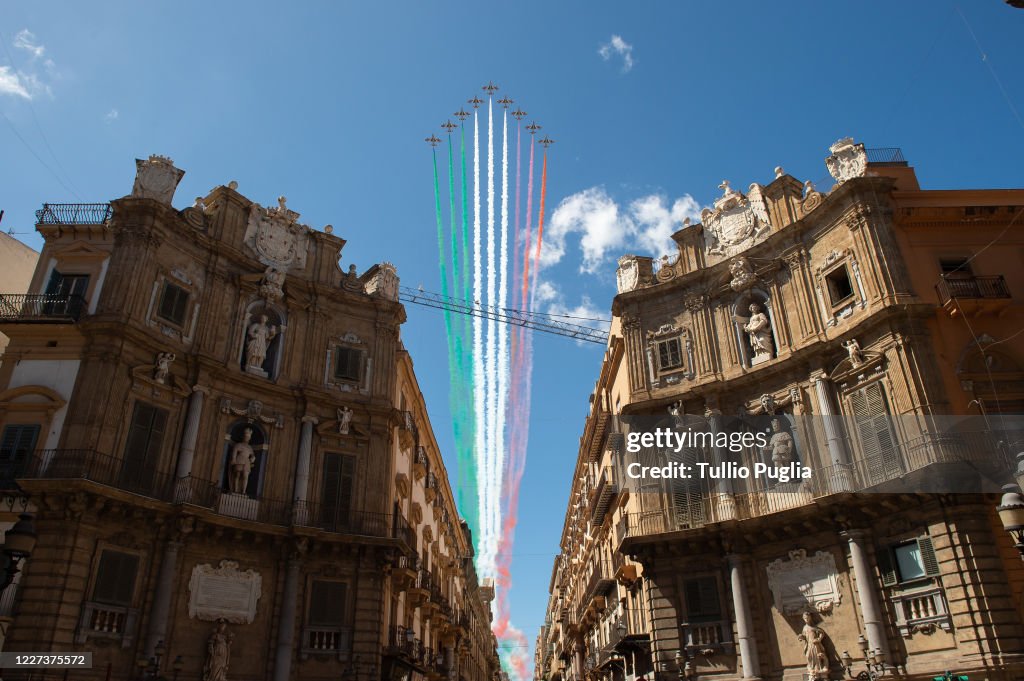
left=455, top=124, right=478, bottom=536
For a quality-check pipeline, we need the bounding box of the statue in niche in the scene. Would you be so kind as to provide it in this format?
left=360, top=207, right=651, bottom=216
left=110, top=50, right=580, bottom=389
left=203, top=619, right=233, bottom=681
left=228, top=427, right=256, bottom=495
left=742, top=303, right=774, bottom=364
left=765, top=418, right=795, bottom=468
left=843, top=338, right=865, bottom=368
left=244, top=314, right=278, bottom=374
left=153, top=351, right=175, bottom=384
left=797, top=611, right=830, bottom=678
left=337, top=406, right=353, bottom=435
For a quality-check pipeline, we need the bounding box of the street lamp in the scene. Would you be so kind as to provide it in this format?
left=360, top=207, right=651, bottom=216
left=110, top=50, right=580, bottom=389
left=841, top=635, right=889, bottom=680
left=997, top=484, right=1024, bottom=559
left=1, top=513, right=38, bottom=592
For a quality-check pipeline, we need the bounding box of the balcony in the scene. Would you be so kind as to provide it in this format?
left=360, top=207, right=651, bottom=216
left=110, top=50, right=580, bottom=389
left=936, top=275, right=1011, bottom=317
left=0, top=294, right=86, bottom=323
left=589, top=466, right=618, bottom=525
left=300, top=625, right=352, bottom=660
left=35, top=202, right=113, bottom=225
left=387, top=626, right=428, bottom=668
left=19, top=449, right=407, bottom=541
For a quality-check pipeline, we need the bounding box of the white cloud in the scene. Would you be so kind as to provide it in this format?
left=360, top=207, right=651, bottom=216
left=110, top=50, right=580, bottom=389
left=533, top=281, right=611, bottom=336
left=598, top=35, right=634, bottom=73
left=542, top=187, right=702, bottom=275
left=14, top=30, right=45, bottom=60
left=104, top=108, right=119, bottom=123
left=0, top=66, right=30, bottom=99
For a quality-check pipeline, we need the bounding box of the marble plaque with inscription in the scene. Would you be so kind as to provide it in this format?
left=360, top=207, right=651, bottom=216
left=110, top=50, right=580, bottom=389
left=188, top=560, right=262, bottom=624
left=765, top=549, right=842, bottom=615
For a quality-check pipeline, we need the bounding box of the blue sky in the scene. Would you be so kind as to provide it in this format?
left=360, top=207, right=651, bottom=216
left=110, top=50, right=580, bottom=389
left=3, top=1, right=1024, bottom=674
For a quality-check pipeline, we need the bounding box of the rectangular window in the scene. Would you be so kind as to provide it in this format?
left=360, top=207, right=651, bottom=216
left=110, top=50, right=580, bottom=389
left=657, top=338, right=683, bottom=372
left=939, top=258, right=972, bottom=277
left=119, top=401, right=168, bottom=492
left=878, top=536, right=939, bottom=586
left=321, top=453, right=355, bottom=530
left=333, top=347, right=363, bottom=382
left=92, top=549, right=139, bottom=606
left=0, top=424, right=40, bottom=484
left=43, top=270, right=89, bottom=317
left=825, top=265, right=855, bottom=306
left=156, top=281, right=190, bottom=326
left=308, top=580, right=348, bottom=627
left=682, top=576, right=721, bottom=621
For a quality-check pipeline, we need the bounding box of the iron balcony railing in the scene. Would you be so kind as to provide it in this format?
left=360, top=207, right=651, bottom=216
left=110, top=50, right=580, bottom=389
left=35, top=202, right=113, bottom=225
left=936, top=275, right=1011, bottom=304
left=865, top=147, right=906, bottom=166
left=20, top=449, right=407, bottom=539
left=0, top=294, right=86, bottom=322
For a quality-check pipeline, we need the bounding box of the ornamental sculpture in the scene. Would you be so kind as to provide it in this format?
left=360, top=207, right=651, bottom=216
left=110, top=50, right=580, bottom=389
left=729, top=257, right=757, bottom=292
left=228, top=427, right=256, bottom=495
left=702, top=181, right=772, bottom=263
left=153, top=351, right=175, bottom=384
left=616, top=255, right=641, bottom=293
left=131, top=155, right=185, bottom=204
left=742, top=303, right=774, bottom=365
left=825, top=137, right=867, bottom=185
left=203, top=620, right=233, bottom=681
left=244, top=314, right=278, bottom=375
left=243, top=196, right=310, bottom=271
left=258, top=266, right=285, bottom=302
left=798, top=611, right=831, bottom=679
left=765, top=418, right=795, bottom=467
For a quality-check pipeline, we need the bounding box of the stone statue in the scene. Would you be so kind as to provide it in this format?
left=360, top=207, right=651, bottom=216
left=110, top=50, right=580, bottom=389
left=337, top=406, right=353, bottom=435
left=803, top=180, right=816, bottom=197
left=742, top=303, right=774, bottom=364
left=203, top=619, right=233, bottom=681
left=843, top=338, right=865, bottom=367
left=729, top=257, right=757, bottom=292
left=245, top=314, right=278, bottom=374
left=259, top=267, right=286, bottom=302
left=228, top=428, right=256, bottom=495
left=797, top=611, right=830, bottom=678
left=153, top=352, right=175, bottom=384
left=766, top=418, right=795, bottom=467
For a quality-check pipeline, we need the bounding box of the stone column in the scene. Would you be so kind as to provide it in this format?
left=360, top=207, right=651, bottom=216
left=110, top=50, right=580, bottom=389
left=175, top=385, right=209, bottom=479
left=292, top=416, right=317, bottom=524
left=274, top=557, right=302, bottom=681
left=705, top=406, right=735, bottom=521
left=144, top=540, right=181, bottom=657
left=728, top=554, right=761, bottom=680
left=844, top=530, right=889, bottom=662
left=812, top=373, right=852, bottom=493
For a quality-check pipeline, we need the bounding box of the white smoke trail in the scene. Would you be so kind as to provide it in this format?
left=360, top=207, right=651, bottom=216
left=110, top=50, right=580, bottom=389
left=497, top=108, right=509, bottom=559
left=484, top=97, right=498, bottom=577
left=472, top=109, right=487, bottom=572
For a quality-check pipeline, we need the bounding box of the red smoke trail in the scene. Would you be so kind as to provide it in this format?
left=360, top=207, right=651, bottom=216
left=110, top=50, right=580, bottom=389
left=530, top=149, right=548, bottom=303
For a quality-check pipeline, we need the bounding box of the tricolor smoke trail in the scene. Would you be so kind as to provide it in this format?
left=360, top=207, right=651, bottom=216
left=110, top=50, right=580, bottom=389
left=429, top=85, right=553, bottom=681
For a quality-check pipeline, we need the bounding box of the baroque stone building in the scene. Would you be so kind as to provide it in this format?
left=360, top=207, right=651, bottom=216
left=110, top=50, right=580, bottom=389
left=536, top=141, right=1024, bottom=681
left=0, top=156, right=500, bottom=681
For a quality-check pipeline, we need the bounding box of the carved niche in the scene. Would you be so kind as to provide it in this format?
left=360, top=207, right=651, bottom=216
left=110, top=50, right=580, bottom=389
left=766, top=549, right=843, bottom=616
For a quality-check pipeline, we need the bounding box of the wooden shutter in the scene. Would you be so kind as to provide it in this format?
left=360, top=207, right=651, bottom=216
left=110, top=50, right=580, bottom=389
left=849, top=383, right=901, bottom=485
left=158, top=283, right=189, bottom=325
left=0, top=424, right=40, bottom=483
left=668, top=445, right=705, bottom=529
left=120, top=402, right=168, bottom=490
left=658, top=339, right=682, bottom=371
left=322, top=453, right=355, bottom=530
left=683, top=576, right=720, bottom=620
left=918, top=535, right=939, bottom=576
left=93, top=550, right=139, bottom=606
left=309, top=580, right=348, bottom=627
left=876, top=546, right=898, bottom=587
left=334, top=348, right=362, bottom=382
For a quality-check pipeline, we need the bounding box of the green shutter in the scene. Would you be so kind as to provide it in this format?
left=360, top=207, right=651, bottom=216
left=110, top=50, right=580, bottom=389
left=683, top=576, right=720, bottom=620
left=309, top=580, right=347, bottom=627
left=322, top=453, right=356, bottom=530
left=918, top=535, right=939, bottom=576
left=120, top=402, right=168, bottom=490
left=877, top=546, right=898, bottom=587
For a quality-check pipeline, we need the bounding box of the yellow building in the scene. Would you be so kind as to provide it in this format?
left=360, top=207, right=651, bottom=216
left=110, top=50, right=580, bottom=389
left=537, top=140, right=1024, bottom=681
left=0, top=156, right=499, bottom=681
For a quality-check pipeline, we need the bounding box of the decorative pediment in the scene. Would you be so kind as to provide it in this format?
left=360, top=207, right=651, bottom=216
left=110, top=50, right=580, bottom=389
left=702, top=181, right=772, bottom=264
left=0, top=385, right=66, bottom=416
left=50, top=240, right=111, bottom=262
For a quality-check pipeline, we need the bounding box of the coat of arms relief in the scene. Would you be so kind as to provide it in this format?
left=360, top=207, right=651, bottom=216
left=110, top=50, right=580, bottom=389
left=243, top=196, right=310, bottom=272
left=702, top=180, right=772, bottom=265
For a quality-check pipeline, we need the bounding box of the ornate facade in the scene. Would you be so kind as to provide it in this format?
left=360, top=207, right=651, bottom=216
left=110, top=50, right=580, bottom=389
left=0, top=156, right=500, bottom=681
left=536, top=141, right=1024, bottom=681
